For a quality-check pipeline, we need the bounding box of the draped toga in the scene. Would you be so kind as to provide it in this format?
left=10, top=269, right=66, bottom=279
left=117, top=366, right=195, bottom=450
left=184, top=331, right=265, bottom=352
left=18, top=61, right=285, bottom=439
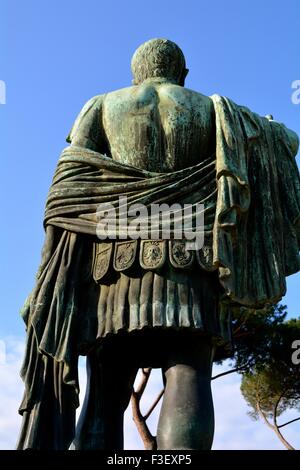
left=17, top=95, right=300, bottom=449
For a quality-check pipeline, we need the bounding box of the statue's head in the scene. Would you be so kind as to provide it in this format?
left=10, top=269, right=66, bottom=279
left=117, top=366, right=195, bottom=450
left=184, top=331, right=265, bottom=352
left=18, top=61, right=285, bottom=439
left=131, top=38, right=188, bottom=86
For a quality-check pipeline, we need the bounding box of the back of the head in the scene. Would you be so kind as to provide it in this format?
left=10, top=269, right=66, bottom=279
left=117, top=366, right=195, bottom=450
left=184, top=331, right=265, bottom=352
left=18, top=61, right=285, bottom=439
left=131, top=38, right=188, bottom=86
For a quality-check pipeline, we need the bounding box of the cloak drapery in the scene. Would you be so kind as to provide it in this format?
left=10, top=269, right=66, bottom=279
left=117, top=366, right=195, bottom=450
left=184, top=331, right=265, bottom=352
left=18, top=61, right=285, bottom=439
left=17, top=95, right=300, bottom=449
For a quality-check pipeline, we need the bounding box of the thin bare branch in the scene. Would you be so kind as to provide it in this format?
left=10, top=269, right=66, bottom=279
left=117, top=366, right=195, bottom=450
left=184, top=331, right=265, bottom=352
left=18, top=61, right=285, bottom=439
left=232, top=310, right=251, bottom=335
left=211, top=362, right=250, bottom=380
left=256, top=392, right=296, bottom=450
left=144, top=388, right=164, bottom=421
left=135, top=368, right=152, bottom=398
left=131, top=390, right=156, bottom=450
left=278, top=417, right=300, bottom=429
left=256, top=401, right=274, bottom=430
left=273, top=392, right=295, bottom=450
left=130, top=368, right=157, bottom=450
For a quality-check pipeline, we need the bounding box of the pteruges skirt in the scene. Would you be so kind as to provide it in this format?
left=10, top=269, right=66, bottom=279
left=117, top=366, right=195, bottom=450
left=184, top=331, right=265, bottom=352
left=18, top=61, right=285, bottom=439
left=78, top=248, right=233, bottom=362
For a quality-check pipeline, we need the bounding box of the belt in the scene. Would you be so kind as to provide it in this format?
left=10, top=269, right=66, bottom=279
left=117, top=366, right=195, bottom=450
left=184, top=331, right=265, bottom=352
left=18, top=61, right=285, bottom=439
left=92, top=238, right=216, bottom=283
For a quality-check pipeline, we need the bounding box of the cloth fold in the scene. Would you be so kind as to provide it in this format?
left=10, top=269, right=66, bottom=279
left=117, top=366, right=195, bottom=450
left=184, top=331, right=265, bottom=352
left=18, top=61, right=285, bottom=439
left=17, top=95, right=300, bottom=449
left=212, top=95, right=300, bottom=306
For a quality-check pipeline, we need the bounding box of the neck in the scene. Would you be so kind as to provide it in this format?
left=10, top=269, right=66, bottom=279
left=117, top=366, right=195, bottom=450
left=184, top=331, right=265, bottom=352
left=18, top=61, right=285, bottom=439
left=139, top=76, right=179, bottom=85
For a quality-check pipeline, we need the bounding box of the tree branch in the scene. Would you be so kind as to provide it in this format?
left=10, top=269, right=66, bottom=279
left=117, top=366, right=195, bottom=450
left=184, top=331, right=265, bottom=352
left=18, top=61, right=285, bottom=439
left=256, top=400, right=274, bottom=430
left=135, top=368, right=152, bottom=398
left=272, top=392, right=295, bottom=450
left=131, top=390, right=157, bottom=450
left=232, top=310, right=251, bottom=335
left=211, top=362, right=250, bottom=380
left=144, top=388, right=164, bottom=421
left=278, top=417, right=300, bottom=429
left=255, top=386, right=296, bottom=450
left=131, top=368, right=157, bottom=450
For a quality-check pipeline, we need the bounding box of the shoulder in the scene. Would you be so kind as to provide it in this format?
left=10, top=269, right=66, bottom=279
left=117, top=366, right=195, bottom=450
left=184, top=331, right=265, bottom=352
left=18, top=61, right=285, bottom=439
left=104, top=85, right=159, bottom=114
left=105, top=86, right=137, bottom=100
left=66, top=94, right=104, bottom=144
left=77, top=94, right=104, bottom=115
left=72, top=94, right=104, bottom=126
left=160, top=84, right=214, bottom=109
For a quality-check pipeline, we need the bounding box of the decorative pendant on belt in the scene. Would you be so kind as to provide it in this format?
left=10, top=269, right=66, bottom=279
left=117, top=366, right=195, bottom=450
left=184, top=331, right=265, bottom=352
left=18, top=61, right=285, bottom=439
left=140, top=240, right=166, bottom=270
left=169, top=240, right=195, bottom=269
left=113, top=240, right=137, bottom=271
left=93, top=243, right=113, bottom=282
left=196, top=244, right=216, bottom=271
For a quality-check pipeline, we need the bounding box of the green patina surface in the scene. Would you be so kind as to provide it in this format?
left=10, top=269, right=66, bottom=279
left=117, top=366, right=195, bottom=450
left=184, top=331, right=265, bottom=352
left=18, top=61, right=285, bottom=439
left=18, top=38, right=300, bottom=451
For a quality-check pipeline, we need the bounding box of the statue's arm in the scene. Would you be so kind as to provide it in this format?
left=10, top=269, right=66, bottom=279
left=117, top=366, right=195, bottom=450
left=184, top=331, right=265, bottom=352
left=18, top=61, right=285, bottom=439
left=66, top=94, right=108, bottom=153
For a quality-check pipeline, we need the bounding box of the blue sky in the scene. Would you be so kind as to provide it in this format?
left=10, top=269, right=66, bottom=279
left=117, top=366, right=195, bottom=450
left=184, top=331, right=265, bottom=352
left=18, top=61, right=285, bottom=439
left=0, top=0, right=299, bottom=450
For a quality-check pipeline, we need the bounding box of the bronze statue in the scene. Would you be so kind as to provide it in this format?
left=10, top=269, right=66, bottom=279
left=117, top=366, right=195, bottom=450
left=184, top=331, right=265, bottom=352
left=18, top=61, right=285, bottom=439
left=17, top=39, right=300, bottom=450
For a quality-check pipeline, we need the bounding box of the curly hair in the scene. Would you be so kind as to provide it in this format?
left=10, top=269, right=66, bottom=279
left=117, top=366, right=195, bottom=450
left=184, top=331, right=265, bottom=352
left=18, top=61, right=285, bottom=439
left=131, top=38, right=187, bottom=85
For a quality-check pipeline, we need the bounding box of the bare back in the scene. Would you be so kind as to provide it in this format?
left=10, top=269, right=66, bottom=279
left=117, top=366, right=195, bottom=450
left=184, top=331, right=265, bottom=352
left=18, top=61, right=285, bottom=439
left=102, top=80, right=216, bottom=172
